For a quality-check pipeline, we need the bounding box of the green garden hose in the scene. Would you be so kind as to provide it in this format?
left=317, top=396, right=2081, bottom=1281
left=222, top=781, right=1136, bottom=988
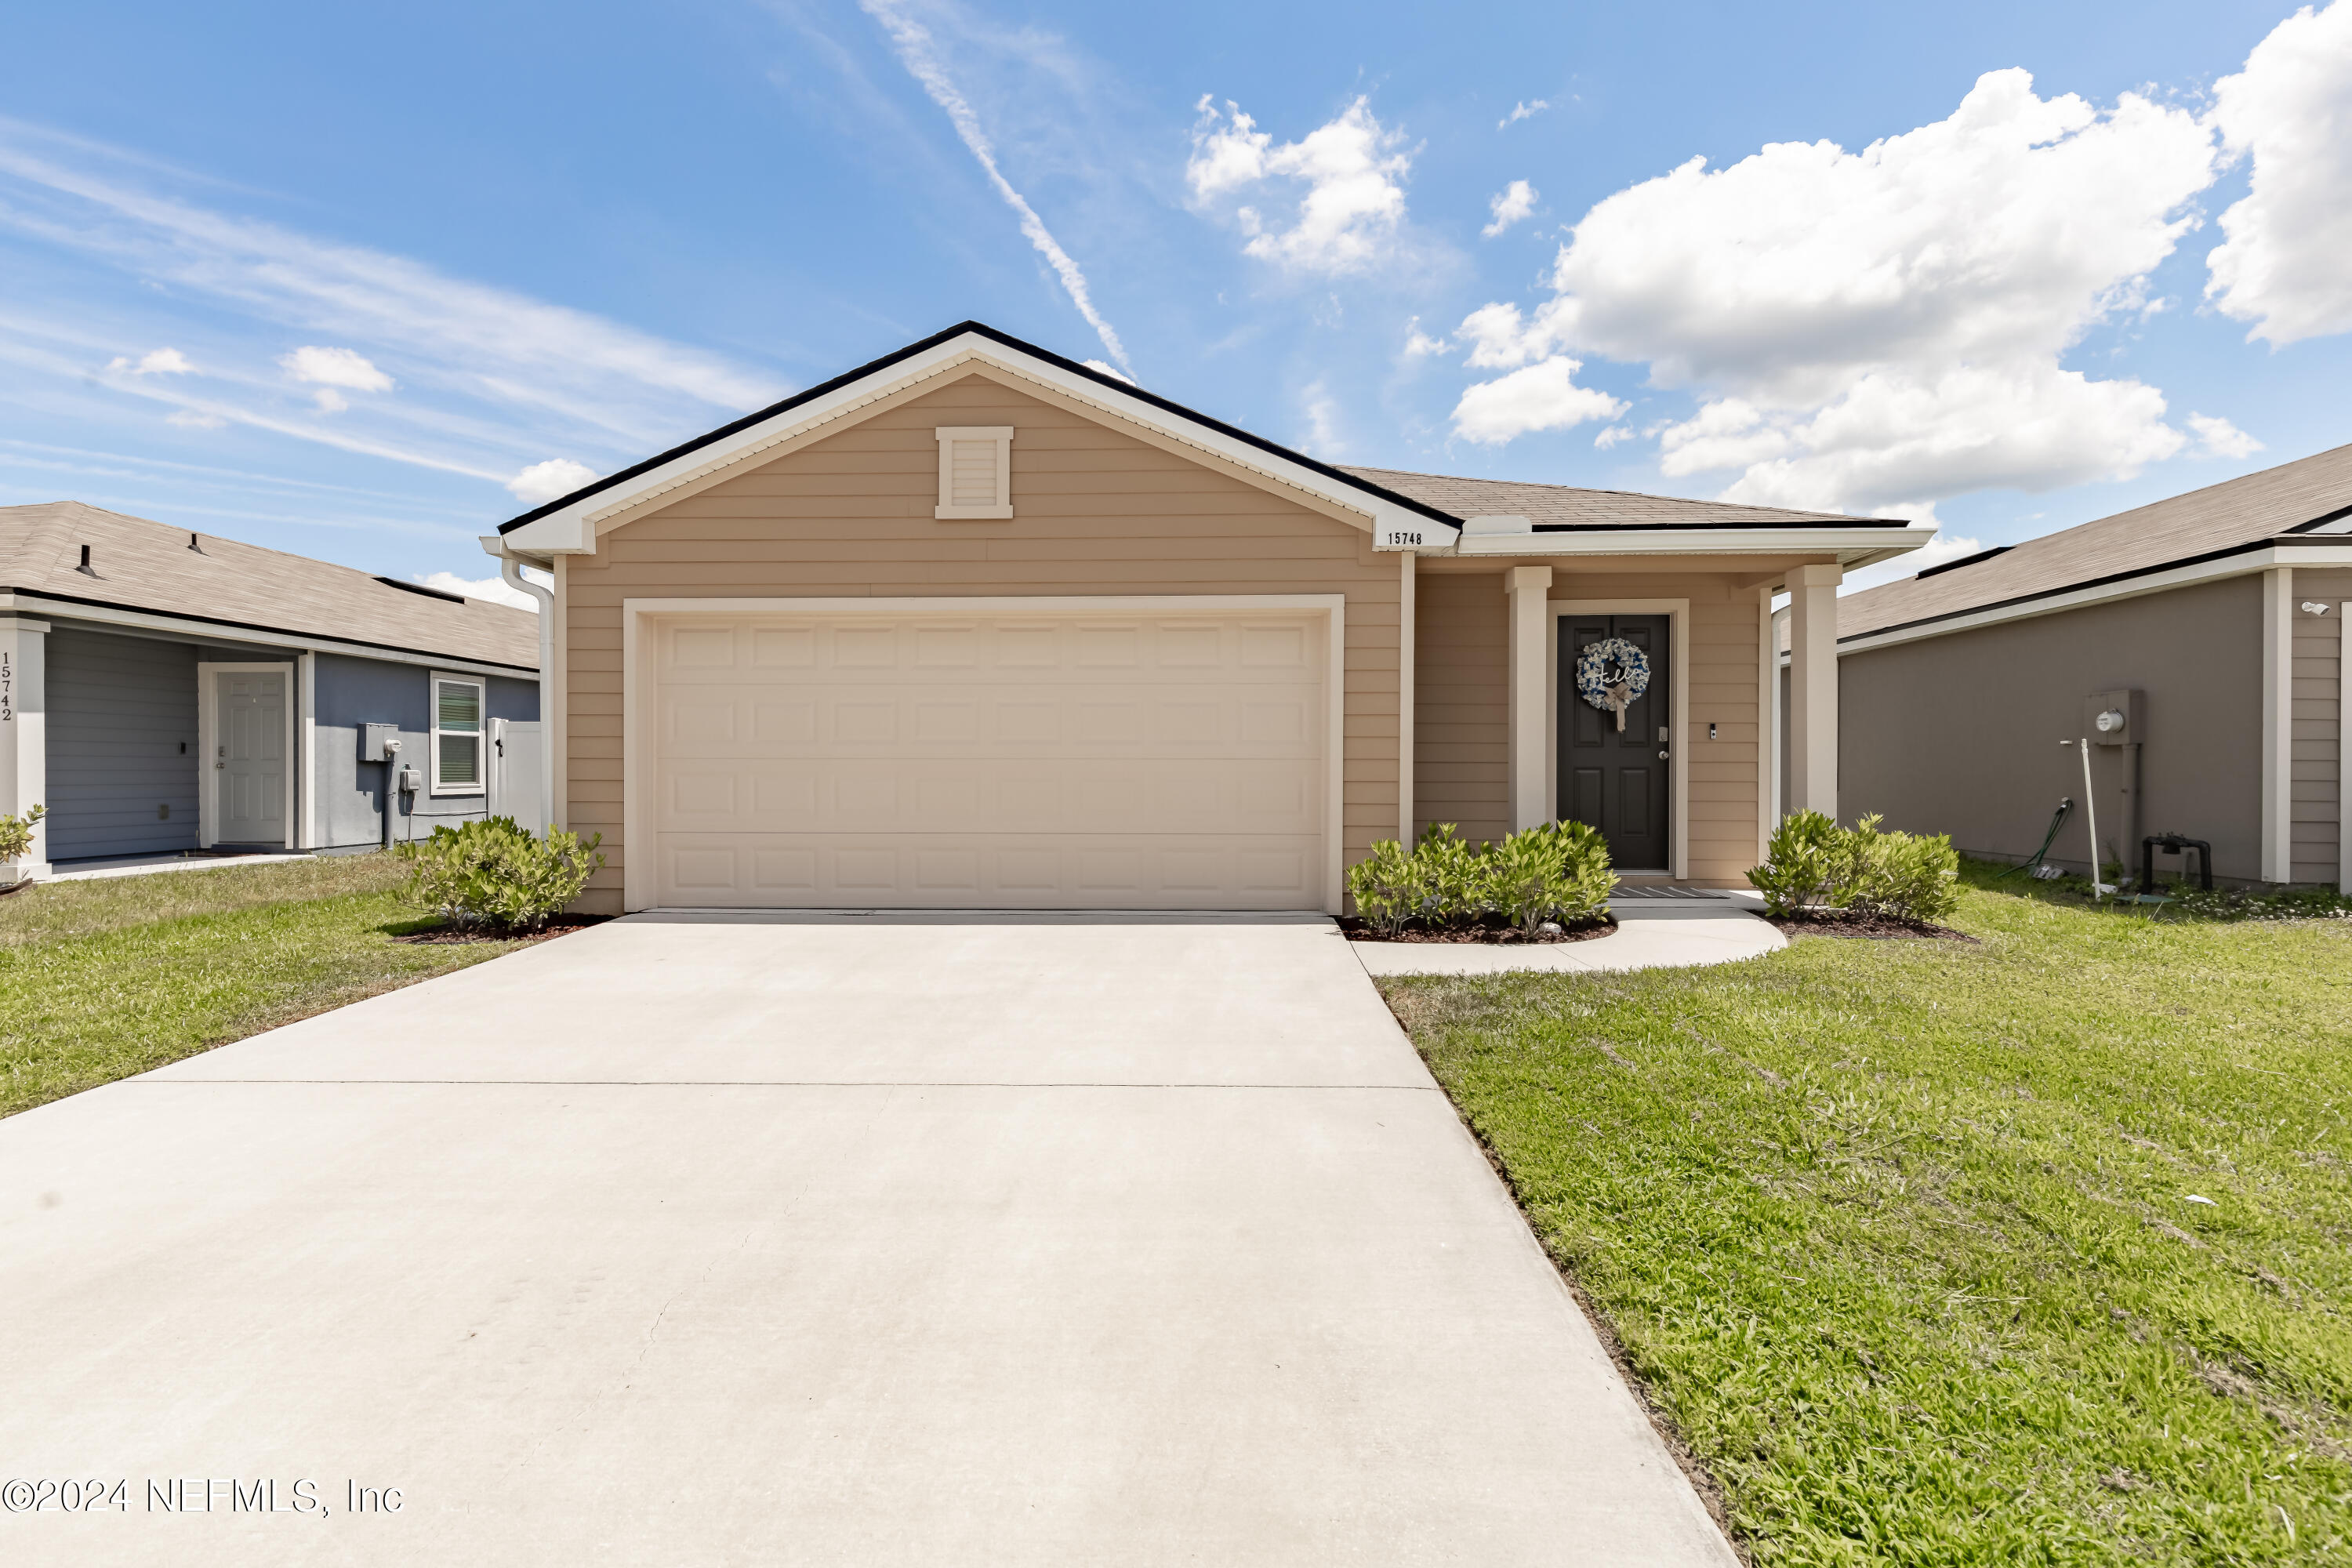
left=1997, top=798, right=2074, bottom=880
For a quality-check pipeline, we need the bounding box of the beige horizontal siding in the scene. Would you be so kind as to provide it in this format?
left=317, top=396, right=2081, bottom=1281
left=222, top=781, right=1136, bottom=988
left=1410, top=568, right=1765, bottom=884
left=561, top=368, right=1399, bottom=913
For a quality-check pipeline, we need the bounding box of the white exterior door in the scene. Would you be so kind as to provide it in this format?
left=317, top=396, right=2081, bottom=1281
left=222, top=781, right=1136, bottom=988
left=216, top=671, right=287, bottom=845
left=642, top=607, right=1332, bottom=909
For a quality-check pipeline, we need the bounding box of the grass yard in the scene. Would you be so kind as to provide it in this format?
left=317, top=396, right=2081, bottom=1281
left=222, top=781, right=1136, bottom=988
left=1, top=855, right=548, bottom=1119
left=1384, top=866, right=2352, bottom=1566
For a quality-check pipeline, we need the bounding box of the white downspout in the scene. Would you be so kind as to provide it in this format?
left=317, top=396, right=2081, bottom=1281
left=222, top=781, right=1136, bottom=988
left=482, top=537, right=555, bottom=837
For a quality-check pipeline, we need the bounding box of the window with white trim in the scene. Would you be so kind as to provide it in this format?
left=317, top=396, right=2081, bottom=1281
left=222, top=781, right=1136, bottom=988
left=935, top=426, right=1014, bottom=519
left=430, top=673, right=486, bottom=795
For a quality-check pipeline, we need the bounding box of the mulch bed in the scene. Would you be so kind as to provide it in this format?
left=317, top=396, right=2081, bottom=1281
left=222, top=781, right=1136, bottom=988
left=1337, top=914, right=1617, bottom=946
left=1769, top=912, right=1976, bottom=942
left=390, top=915, right=612, bottom=946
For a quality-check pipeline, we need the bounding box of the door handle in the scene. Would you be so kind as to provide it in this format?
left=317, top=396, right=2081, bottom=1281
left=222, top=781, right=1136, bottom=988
left=1657, top=750, right=1668, bottom=760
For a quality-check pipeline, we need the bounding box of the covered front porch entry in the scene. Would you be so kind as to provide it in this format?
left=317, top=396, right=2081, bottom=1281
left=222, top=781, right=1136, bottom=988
left=1404, top=557, right=1847, bottom=888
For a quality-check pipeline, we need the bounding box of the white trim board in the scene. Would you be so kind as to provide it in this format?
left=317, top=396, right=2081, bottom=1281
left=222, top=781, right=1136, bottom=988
left=196, top=661, right=296, bottom=851
left=1457, top=525, right=1933, bottom=568
left=2340, top=603, right=2350, bottom=894
left=619, top=593, right=1349, bottom=916
left=1548, top=598, right=1692, bottom=881
left=504, top=336, right=1459, bottom=558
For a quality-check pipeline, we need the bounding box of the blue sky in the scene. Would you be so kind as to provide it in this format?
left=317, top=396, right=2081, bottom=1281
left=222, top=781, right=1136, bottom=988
left=6, top=0, right=2349, bottom=604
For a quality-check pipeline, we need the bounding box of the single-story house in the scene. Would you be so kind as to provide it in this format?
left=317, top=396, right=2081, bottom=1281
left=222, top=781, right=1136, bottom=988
left=1826, top=443, right=2352, bottom=888
left=483, top=321, right=1930, bottom=916
left=1, top=501, right=543, bottom=881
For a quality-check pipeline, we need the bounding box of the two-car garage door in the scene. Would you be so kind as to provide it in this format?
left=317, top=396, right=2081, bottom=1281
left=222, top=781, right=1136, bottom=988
left=639, top=604, right=1334, bottom=909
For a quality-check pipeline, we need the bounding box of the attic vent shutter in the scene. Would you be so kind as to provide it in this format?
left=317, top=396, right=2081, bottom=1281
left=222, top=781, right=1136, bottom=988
left=949, top=441, right=997, bottom=507
left=934, top=426, right=1014, bottom=519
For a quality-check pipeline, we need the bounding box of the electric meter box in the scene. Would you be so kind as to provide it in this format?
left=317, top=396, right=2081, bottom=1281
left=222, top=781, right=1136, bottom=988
left=2083, top=689, right=2143, bottom=746
left=361, top=724, right=401, bottom=762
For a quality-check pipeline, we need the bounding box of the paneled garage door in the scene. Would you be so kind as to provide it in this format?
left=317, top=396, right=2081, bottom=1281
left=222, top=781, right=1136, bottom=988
left=641, top=605, right=1334, bottom=909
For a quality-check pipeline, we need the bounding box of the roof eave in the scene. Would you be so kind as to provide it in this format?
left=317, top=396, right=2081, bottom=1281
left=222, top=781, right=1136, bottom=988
left=1837, top=534, right=2352, bottom=651
left=1450, top=524, right=1935, bottom=565
left=497, top=325, right=1465, bottom=554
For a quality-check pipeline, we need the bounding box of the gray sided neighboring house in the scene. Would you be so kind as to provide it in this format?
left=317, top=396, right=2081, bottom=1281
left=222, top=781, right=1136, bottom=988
left=1824, top=444, right=2352, bottom=888
left=1, top=502, right=542, bottom=879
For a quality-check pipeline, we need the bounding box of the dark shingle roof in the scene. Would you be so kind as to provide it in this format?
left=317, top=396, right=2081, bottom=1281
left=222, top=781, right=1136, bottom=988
left=1338, top=466, right=1881, bottom=529
left=1, top=501, right=538, bottom=670
left=1838, top=443, right=2352, bottom=641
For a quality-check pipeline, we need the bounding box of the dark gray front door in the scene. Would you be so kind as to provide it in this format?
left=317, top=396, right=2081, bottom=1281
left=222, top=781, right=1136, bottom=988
left=1559, top=615, right=1670, bottom=869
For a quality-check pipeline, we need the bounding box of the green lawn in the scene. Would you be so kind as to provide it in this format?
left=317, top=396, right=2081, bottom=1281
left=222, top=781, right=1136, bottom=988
left=1, top=855, right=546, bottom=1119
left=1383, top=868, right=2352, bottom=1566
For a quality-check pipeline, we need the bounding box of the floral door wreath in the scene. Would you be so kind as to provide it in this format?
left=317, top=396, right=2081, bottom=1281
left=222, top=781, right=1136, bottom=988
left=1575, top=637, right=1650, bottom=732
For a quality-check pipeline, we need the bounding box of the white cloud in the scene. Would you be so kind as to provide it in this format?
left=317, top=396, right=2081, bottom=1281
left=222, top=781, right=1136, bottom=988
left=278, top=344, right=393, bottom=392
left=1498, top=100, right=1550, bottom=130
left=310, top=387, right=348, bottom=414
left=859, top=0, right=1132, bottom=375
left=0, top=125, right=786, bottom=455
left=1299, top=378, right=1346, bottom=458
left=415, top=571, right=542, bottom=612
left=2187, top=412, right=2263, bottom=459
left=1451, top=356, right=1626, bottom=445
left=2205, top=1, right=2352, bottom=345
left=1593, top=423, right=1633, bottom=450
left=1481, top=179, right=1538, bottom=238
left=1080, top=358, right=1134, bottom=385
left=506, top=457, right=597, bottom=505
left=165, top=408, right=225, bottom=430
left=1710, top=362, right=2184, bottom=517
left=1187, top=97, right=1413, bottom=275
left=107, top=346, right=192, bottom=375
left=1401, top=317, right=1450, bottom=358
left=1450, top=68, right=2221, bottom=512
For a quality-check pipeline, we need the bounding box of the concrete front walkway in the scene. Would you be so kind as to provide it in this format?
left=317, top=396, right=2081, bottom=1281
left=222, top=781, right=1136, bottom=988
left=1350, top=895, right=1787, bottom=977
left=0, top=913, right=1736, bottom=1566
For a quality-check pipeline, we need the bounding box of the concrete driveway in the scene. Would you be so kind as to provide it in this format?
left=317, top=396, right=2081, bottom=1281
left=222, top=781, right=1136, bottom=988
left=0, top=913, right=1736, bottom=1566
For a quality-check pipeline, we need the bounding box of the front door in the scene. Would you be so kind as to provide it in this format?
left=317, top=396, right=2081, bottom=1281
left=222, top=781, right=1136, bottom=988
left=1558, top=615, right=1670, bottom=869
left=216, top=671, right=287, bottom=846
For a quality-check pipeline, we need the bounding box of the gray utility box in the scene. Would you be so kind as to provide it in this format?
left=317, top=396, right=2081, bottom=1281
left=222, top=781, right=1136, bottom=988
left=2084, top=688, right=2143, bottom=746
left=361, top=723, right=401, bottom=763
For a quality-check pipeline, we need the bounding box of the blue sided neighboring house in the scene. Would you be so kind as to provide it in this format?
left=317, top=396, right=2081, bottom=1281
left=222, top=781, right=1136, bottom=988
left=0, top=501, right=543, bottom=883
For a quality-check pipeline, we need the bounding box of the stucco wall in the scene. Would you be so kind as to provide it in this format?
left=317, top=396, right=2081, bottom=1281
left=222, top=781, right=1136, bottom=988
left=1839, top=575, right=2264, bottom=880
left=2290, top=566, right=2352, bottom=885
left=558, top=368, right=1401, bottom=914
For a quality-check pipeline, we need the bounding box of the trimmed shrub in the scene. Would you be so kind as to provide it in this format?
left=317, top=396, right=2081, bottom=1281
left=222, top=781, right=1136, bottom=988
left=396, top=816, right=604, bottom=932
left=1748, top=810, right=1840, bottom=916
left=1410, top=822, right=1488, bottom=926
left=1482, top=819, right=1617, bottom=933
left=1748, top=811, right=1959, bottom=924
left=1842, top=813, right=1962, bottom=924
left=0, top=802, right=44, bottom=866
left=1346, top=818, right=1616, bottom=934
left=1345, top=837, right=1417, bottom=936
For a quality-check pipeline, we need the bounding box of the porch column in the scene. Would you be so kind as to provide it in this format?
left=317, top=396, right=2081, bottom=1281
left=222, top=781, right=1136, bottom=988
left=0, top=615, right=52, bottom=880
left=1506, top=564, right=1553, bottom=830
left=1787, top=564, right=1841, bottom=821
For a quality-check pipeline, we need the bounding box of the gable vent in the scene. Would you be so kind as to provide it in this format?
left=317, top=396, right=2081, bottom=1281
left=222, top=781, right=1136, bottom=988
left=934, top=426, right=1014, bottom=520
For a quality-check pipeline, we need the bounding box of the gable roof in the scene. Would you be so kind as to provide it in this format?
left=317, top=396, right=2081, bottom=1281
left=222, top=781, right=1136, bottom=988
left=1340, top=466, right=1880, bottom=530
left=1839, top=442, right=2352, bottom=642
left=498, top=320, right=1461, bottom=545
left=492, top=321, right=1918, bottom=564
left=1, top=501, right=539, bottom=670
